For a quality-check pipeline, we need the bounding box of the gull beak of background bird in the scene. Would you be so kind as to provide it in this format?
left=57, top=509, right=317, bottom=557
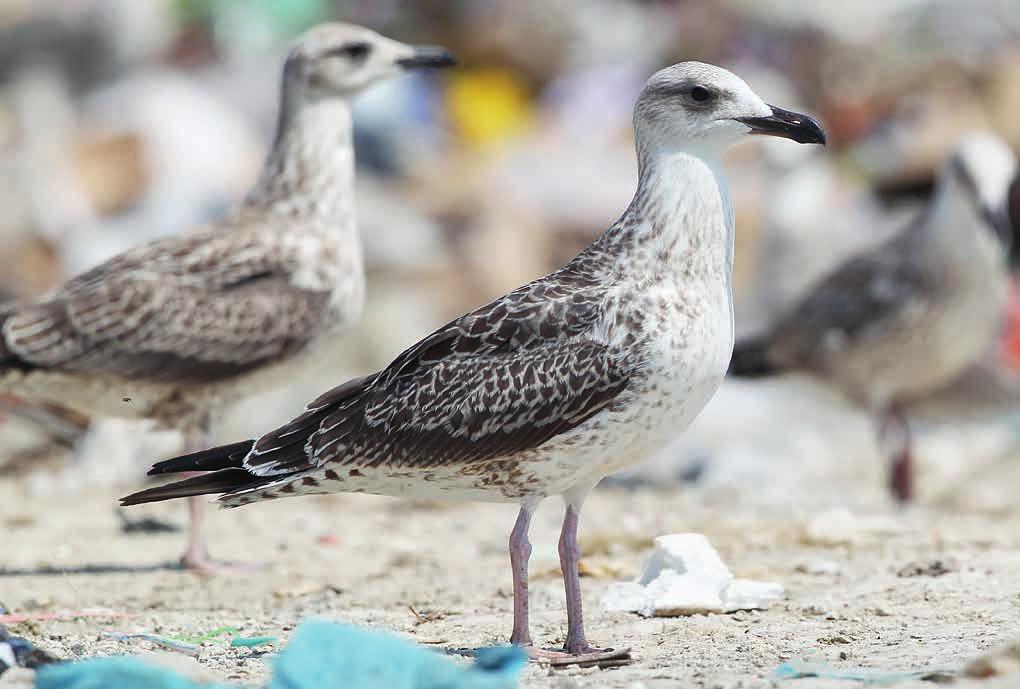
left=1009, top=172, right=1020, bottom=266
left=991, top=172, right=1020, bottom=248
left=395, top=46, right=458, bottom=70
left=737, top=105, right=826, bottom=145
left=948, top=145, right=1017, bottom=248
left=984, top=201, right=1014, bottom=247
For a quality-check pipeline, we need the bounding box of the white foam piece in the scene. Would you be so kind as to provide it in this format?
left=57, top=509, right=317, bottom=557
left=723, top=579, right=786, bottom=612
left=603, top=533, right=784, bottom=617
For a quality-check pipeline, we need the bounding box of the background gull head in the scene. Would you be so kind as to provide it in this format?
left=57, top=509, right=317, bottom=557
left=942, top=131, right=1019, bottom=246
left=634, top=62, right=825, bottom=156
left=283, top=23, right=456, bottom=101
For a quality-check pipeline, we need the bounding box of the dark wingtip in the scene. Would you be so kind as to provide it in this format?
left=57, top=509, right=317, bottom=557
left=122, top=468, right=261, bottom=506
left=147, top=439, right=255, bottom=476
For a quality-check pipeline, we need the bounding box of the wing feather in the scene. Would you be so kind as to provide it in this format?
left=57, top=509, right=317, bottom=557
left=768, top=235, right=935, bottom=367
left=241, top=269, right=629, bottom=475
left=1, top=230, right=333, bottom=381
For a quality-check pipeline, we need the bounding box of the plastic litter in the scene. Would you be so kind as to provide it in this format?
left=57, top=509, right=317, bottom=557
left=171, top=627, right=239, bottom=644
left=103, top=632, right=200, bottom=657
left=268, top=620, right=525, bottom=689
left=0, top=625, right=59, bottom=677
left=603, top=533, right=784, bottom=616
left=105, top=627, right=279, bottom=654
left=35, top=656, right=231, bottom=689
left=229, top=636, right=277, bottom=648
left=34, top=620, right=526, bottom=689
left=775, top=660, right=955, bottom=685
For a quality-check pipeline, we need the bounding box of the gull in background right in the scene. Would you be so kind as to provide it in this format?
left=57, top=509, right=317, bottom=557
left=729, top=133, right=1018, bottom=503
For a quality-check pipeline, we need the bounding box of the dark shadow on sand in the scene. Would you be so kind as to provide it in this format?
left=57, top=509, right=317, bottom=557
left=0, top=561, right=185, bottom=576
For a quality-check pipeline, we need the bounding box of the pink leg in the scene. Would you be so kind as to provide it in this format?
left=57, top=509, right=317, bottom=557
left=509, top=503, right=535, bottom=646
left=181, top=494, right=213, bottom=569
left=178, top=421, right=266, bottom=575
left=879, top=405, right=913, bottom=503
left=180, top=493, right=266, bottom=575
left=558, top=504, right=600, bottom=654
left=523, top=493, right=631, bottom=666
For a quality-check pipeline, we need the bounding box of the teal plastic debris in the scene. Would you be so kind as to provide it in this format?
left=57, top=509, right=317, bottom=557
left=775, top=660, right=955, bottom=685
left=35, top=657, right=231, bottom=689
left=173, top=626, right=239, bottom=644
left=268, top=621, right=526, bottom=689
left=103, top=632, right=201, bottom=657
left=229, top=636, right=277, bottom=648
left=34, top=621, right=526, bottom=689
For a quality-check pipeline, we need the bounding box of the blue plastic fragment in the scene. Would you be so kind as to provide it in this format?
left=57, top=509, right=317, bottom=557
left=35, top=657, right=231, bottom=689
left=268, top=620, right=526, bottom=689
left=9, top=638, right=32, bottom=654
left=775, top=660, right=955, bottom=685
left=229, top=636, right=278, bottom=648
left=33, top=621, right=526, bottom=689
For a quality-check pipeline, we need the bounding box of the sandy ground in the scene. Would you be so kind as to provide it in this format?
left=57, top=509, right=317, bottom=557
left=3, top=464, right=1020, bottom=688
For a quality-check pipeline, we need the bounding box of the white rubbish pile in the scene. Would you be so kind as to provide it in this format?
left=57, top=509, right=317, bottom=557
left=602, top=533, right=784, bottom=617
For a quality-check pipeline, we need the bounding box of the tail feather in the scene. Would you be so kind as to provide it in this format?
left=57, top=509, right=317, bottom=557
left=728, top=334, right=779, bottom=378
left=147, top=439, right=255, bottom=476
left=0, top=305, right=35, bottom=374
left=1, top=306, right=17, bottom=367
left=120, top=468, right=276, bottom=506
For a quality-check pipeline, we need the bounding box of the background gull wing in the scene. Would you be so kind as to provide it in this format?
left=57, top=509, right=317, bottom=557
left=242, top=270, right=632, bottom=476
left=768, top=236, right=936, bottom=367
left=0, top=228, right=333, bottom=382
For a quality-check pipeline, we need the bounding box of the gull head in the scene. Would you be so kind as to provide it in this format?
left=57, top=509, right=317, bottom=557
left=284, top=23, right=456, bottom=99
left=634, top=62, right=825, bottom=156
left=941, top=131, right=1018, bottom=245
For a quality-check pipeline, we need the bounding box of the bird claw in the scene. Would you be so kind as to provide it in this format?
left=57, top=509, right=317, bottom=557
left=180, top=549, right=267, bottom=576
left=526, top=645, right=633, bottom=668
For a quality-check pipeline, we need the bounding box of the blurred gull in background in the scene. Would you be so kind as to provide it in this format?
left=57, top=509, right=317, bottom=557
left=0, top=24, right=457, bottom=572
left=729, top=133, right=1017, bottom=503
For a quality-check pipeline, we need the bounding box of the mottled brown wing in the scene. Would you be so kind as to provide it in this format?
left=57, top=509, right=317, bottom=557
left=244, top=271, right=630, bottom=475
left=1, top=231, right=331, bottom=382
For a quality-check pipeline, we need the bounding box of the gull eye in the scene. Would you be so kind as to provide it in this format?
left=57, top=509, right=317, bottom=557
left=334, top=42, right=371, bottom=60
left=690, top=86, right=711, bottom=102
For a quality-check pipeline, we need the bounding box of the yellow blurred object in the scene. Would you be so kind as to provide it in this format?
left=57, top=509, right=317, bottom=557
left=446, top=67, right=533, bottom=149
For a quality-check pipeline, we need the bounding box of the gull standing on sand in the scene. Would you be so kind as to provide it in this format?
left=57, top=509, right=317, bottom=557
left=0, top=23, right=456, bottom=572
left=729, top=133, right=1017, bottom=502
left=123, top=63, right=825, bottom=658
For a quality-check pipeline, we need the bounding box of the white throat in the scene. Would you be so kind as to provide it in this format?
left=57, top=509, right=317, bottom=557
left=245, top=96, right=356, bottom=228
left=624, top=143, right=735, bottom=282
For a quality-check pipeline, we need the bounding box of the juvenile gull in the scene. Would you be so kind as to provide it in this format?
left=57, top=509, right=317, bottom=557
left=0, top=23, right=455, bottom=572
left=729, top=133, right=1017, bottom=502
left=122, top=63, right=824, bottom=658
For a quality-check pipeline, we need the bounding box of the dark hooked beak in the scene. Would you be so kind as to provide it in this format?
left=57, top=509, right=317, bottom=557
left=736, top=105, right=826, bottom=145
left=396, top=46, right=457, bottom=70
